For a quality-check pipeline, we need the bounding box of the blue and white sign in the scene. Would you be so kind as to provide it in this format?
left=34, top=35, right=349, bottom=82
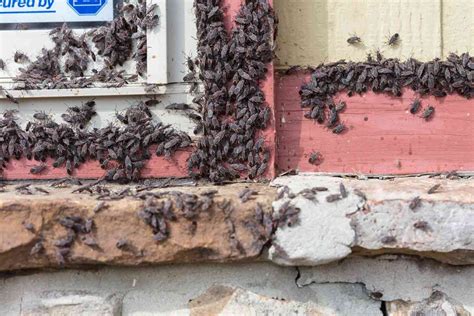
left=68, top=0, right=107, bottom=16
left=0, top=0, right=114, bottom=24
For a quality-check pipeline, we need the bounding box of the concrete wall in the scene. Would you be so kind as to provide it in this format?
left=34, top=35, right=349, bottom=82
left=274, top=0, right=474, bottom=67
left=1, top=257, right=473, bottom=315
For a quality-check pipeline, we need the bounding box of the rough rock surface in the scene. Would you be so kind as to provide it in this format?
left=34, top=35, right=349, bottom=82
left=0, top=182, right=275, bottom=272
left=189, top=286, right=320, bottom=315
left=269, top=174, right=474, bottom=265
left=188, top=285, right=381, bottom=315
left=298, top=256, right=474, bottom=313
left=270, top=181, right=358, bottom=265
left=3, top=258, right=472, bottom=315
left=0, top=262, right=382, bottom=316
left=21, top=292, right=122, bottom=316
left=1, top=174, right=473, bottom=272
left=387, top=292, right=471, bottom=316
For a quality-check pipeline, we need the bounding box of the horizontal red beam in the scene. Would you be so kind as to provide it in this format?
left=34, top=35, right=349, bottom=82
left=1, top=149, right=190, bottom=180
left=276, top=72, right=474, bottom=175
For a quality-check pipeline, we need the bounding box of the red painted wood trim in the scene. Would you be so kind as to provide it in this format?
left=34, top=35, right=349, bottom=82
left=275, top=72, right=474, bottom=175
left=261, top=0, right=276, bottom=178
left=223, top=0, right=276, bottom=179
left=1, top=148, right=190, bottom=180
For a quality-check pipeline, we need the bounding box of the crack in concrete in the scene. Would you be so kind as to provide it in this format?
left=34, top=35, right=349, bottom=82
left=294, top=266, right=301, bottom=288
left=295, top=272, right=386, bottom=315
left=380, top=300, right=388, bottom=316
left=297, top=278, right=383, bottom=300
left=295, top=266, right=472, bottom=316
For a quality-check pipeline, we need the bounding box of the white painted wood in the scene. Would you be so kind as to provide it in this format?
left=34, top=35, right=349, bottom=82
left=0, top=83, right=193, bottom=100
left=0, top=92, right=197, bottom=135
left=0, top=0, right=198, bottom=88
left=0, top=29, right=57, bottom=80
left=166, top=0, right=198, bottom=84
left=0, top=1, right=198, bottom=138
left=147, top=0, right=168, bottom=84
left=0, top=17, right=139, bottom=83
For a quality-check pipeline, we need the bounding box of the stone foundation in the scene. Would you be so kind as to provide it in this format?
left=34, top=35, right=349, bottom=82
left=1, top=175, right=473, bottom=315
left=1, top=257, right=473, bottom=315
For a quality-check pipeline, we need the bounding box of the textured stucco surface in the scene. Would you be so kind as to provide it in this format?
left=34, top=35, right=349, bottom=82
left=441, top=0, right=474, bottom=57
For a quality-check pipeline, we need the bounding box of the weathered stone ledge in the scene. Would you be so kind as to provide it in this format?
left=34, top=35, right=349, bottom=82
left=269, top=174, right=474, bottom=266
left=0, top=182, right=275, bottom=272
left=1, top=174, right=473, bottom=272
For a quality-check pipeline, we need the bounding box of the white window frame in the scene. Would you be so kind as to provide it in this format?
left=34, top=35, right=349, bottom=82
left=147, top=0, right=168, bottom=84
left=0, top=0, right=197, bottom=100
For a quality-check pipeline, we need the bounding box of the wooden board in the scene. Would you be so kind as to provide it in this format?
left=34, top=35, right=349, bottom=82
left=224, top=0, right=276, bottom=179
left=275, top=72, right=474, bottom=175
left=442, top=0, right=474, bottom=56
left=274, top=0, right=472, bottom=68
left=274, top=0, right=328, bottom=67
left=1, top=149, right=190, bottom=180
left=0, top=0, right=197, bottom=86
left=326, top=0, right=442, bottom=62
left=0, top=93, right=195, bottom=180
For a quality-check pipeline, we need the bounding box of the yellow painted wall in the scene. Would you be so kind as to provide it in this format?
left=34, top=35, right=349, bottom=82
left=274, top=0, right=473, bottom=67
left=442, top=0, right=474, bottom=57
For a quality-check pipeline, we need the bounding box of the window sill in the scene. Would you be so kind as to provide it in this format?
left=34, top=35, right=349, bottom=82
left=0, top=82, right=192, bottom=100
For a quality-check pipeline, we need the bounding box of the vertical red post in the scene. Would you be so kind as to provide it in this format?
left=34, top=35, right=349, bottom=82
left=222, top=0, right=276, bottom=179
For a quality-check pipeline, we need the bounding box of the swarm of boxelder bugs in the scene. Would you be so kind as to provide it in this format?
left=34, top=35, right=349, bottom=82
left=11, top=1, right=160, bottom=90
left=53, top=215, right=96, bottom=264
left=188, top=0, right=277, bottom=183
left=2, top=0, right=277, bottom=184
left=300, top=52, right=473, bottom=133
left=0, top=100, right=191, bottom=182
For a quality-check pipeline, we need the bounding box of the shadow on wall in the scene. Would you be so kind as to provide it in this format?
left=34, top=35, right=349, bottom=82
left=274, top=0, right=329, bottom=67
